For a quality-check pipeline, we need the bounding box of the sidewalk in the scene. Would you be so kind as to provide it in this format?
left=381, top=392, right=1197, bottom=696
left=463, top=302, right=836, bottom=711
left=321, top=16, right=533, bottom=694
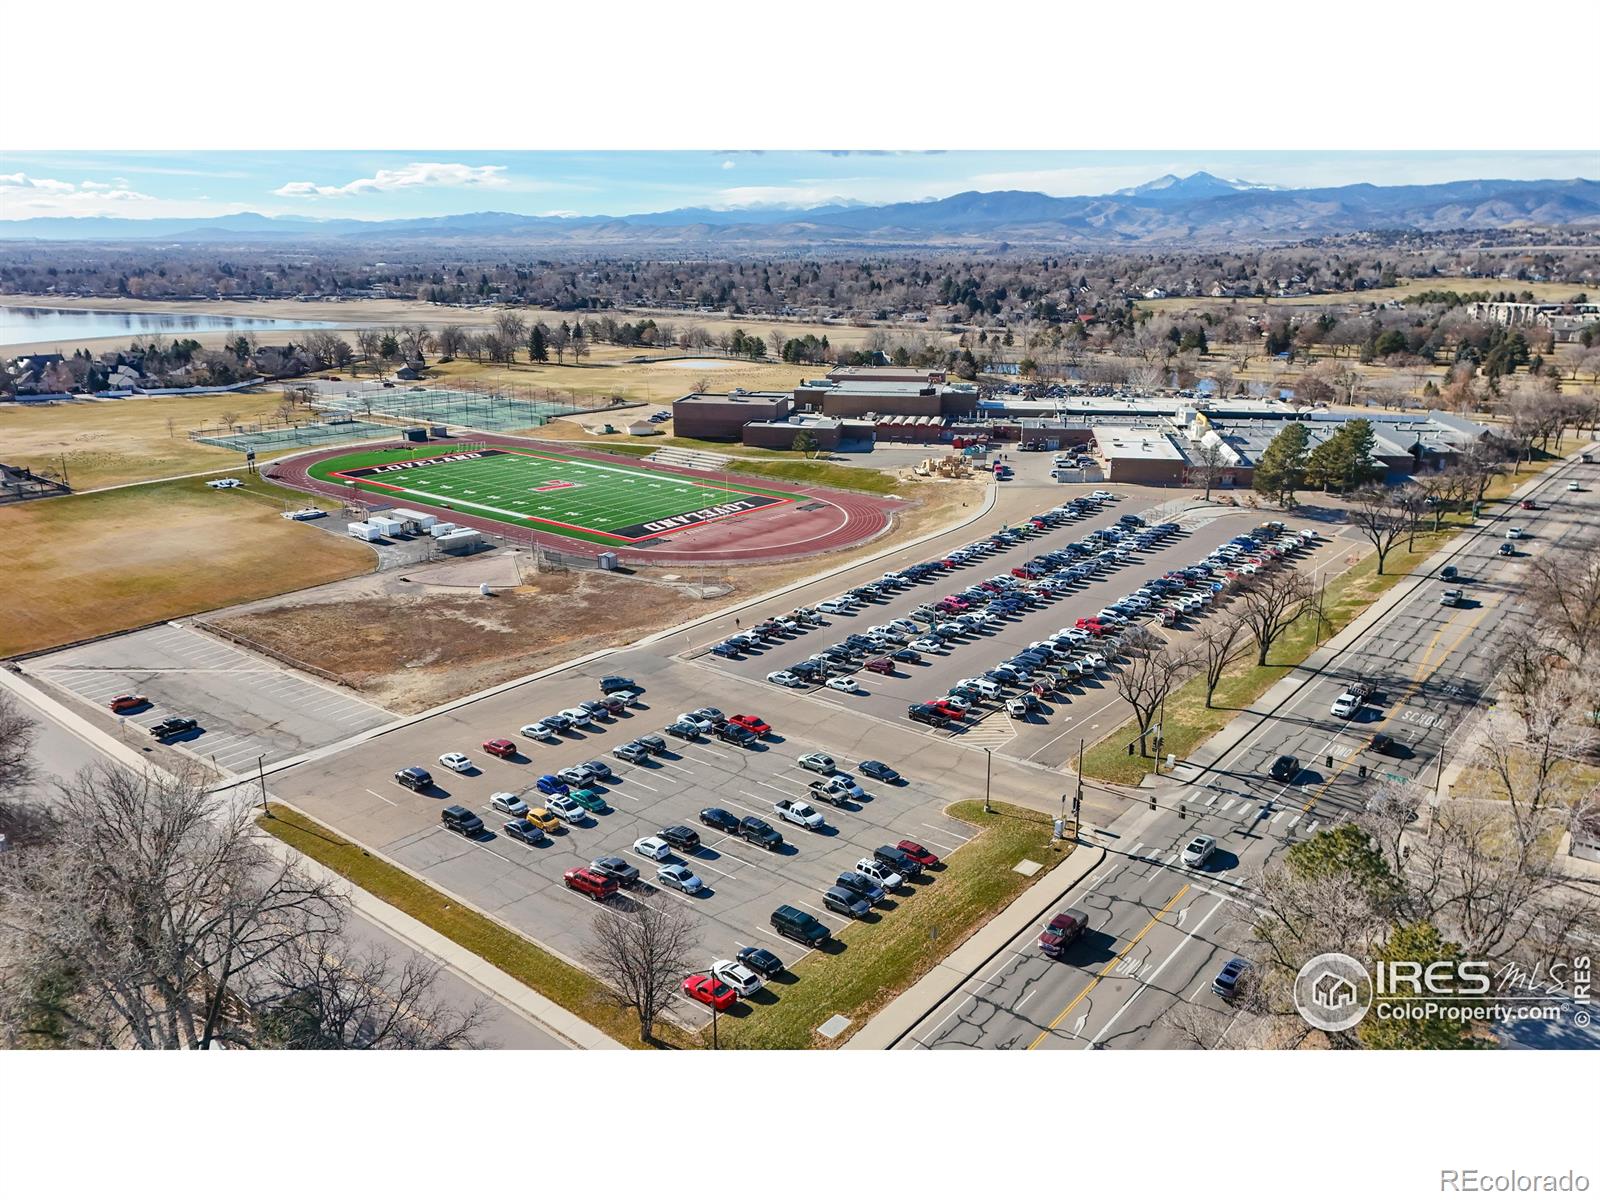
left=846, top=840, right=1107, bottom=1049
left=0, top=667, right=620, bottom=1050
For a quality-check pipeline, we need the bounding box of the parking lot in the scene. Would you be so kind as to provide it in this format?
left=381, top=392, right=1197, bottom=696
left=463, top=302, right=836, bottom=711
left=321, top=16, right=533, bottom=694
left=680, top=495, right=1360, bottom=768
left=30, top=623, right=394, bottom=774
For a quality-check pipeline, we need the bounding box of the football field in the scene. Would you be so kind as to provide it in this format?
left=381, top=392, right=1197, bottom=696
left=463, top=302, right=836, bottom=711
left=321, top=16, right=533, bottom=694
left=308, top=445, right=805, bottom=544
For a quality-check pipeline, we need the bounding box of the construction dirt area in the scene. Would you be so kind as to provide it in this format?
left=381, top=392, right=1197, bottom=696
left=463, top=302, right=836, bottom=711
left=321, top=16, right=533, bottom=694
left=207, top=471, right=985, bottom=712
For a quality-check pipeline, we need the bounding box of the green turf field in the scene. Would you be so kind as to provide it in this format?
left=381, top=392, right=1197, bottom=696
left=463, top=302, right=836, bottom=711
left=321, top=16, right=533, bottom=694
left=308, top=444, right=807, bottom=545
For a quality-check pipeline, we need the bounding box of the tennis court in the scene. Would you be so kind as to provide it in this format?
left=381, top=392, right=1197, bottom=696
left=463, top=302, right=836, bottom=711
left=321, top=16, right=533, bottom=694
left=308, top=444, right=806, bottom=544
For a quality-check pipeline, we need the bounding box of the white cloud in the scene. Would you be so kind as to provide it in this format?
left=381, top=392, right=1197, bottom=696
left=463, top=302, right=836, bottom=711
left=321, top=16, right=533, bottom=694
left=273, top=161, right=508, bottom=198
left=0, top=172, right=158, bottom=216
left=721, top=159, right=736, bottom=170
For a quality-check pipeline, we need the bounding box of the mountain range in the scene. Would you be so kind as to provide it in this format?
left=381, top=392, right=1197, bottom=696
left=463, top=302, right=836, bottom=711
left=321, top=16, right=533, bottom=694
left=3, top=172, right=1597, bottom=247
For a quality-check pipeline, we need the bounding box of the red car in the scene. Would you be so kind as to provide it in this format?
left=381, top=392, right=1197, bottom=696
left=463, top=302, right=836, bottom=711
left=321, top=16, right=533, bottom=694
left=941, top=596, right=970, bottom=611
left=1076, top=618, right=1108, bottom=635
left=928, top=699, right=966, bottom=720
left=109, top=694, right=148, bottom=713
left=1518, top=499, right=1537, bottom=510
left=863, top=657, right=895, bottom=675
left=563, top=867, right=618, bottom=901
left=482, top=738, right=517, bottom=759
left=730, top=714, right=771, bottom=737
left=683, top=972, right=737, bottom=1012
left=895, top=839, right=941, bottom=869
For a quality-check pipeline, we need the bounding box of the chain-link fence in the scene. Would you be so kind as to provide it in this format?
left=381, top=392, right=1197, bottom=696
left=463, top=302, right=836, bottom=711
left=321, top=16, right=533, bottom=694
left=313, top=384, right=613, bottom=432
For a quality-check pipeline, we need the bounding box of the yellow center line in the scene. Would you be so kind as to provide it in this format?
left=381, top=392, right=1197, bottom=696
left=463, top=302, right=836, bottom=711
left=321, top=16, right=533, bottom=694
left=1302, top=604, right=1494, bottom=809
left=1027, top=883, right=1190, bottom=1050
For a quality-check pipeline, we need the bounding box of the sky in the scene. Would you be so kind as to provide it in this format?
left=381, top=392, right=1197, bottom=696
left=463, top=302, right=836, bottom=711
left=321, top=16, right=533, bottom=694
left=1, top=150, right=1595, bottom=223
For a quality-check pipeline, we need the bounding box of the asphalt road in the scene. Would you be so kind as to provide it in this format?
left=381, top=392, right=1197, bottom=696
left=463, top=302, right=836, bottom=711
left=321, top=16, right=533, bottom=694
left=3, top=680, right=566, bottom=1049
left=900, top=452, right=1600, bottom=1051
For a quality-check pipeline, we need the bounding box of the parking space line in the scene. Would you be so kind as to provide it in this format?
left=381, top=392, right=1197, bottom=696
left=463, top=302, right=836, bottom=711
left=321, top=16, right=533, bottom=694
left=364, top=788, right=399, bottom=807
left=620, top=776, right=659, bottom=792
left=922, top=822, right=970, bottom=843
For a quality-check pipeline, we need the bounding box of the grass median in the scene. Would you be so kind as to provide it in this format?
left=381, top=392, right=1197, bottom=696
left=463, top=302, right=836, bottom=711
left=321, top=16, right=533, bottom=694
left=720, top=800, right=1068, bottom=1049
left=257, top=805, right=682, bottom=1049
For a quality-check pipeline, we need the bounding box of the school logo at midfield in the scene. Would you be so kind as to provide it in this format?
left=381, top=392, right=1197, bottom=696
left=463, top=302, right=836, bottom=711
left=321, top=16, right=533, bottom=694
left=531, top=479, right=579, bottom=493
left=609, top=493, right=787, bottom=540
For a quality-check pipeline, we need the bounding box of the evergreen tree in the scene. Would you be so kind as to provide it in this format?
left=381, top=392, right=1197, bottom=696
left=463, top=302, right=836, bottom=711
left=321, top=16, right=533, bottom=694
left=1359, top=922, right=1488, bottom=1050
left=1251, top=422, right=1311, bottom=506
left=528, top=325, right=548, bottom=363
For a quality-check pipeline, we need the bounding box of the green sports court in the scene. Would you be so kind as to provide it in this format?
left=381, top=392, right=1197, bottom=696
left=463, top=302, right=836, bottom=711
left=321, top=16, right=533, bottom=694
left=307, top=444, right=805, bottom=545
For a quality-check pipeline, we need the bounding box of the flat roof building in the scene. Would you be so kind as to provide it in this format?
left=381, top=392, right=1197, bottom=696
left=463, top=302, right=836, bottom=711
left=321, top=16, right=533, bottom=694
left=671, top=390, right=791, bottom=441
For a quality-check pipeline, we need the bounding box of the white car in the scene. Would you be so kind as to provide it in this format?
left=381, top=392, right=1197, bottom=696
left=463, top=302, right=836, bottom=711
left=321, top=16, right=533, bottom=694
left=816, top=599, right=852, bottom=615
left=546, top=795, right=587, bottom=822
left=677, top=712, right=714, bottom=733
left=767, top=670, right=805, bottom=688
left=207, top=477, right=243, bottom=489
left=710, top=959, right=763, bottom=997
left=557, top=765, right=596, bottom=787
left=1330, top=692, right=1361, bottom=719
left=559, top=706, right=593, bottom=726
left=825, top=675, right=859, bottom=693
left=633, top=836, right=672, bottom=861
left=438, top=752, right=474, bottom=773
left=519, top=722, right=558, bottom=741
left=1507, top=527, right=1526, bottom=540
left=1182, top=835, right=1217, bottom=868
left=606, top=690, right=641, bottom=707
left=855, top=858, right=903, bottom=891
left=773, top=798, right=825, bottom=829
left=911, top=637, right=944, bottom=653
left=889, top=618, right=921, bottom=634
left=490, top=792, right=528, bottom=816
left=1089, top=490, right=1114, bottom=500
left=657, top=863, right=704, bottom=894
left=1297, top=529, right=1318, bottom=541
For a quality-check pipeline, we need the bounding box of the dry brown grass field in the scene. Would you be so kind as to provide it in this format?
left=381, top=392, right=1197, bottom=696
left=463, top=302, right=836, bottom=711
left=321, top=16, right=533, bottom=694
left=0, top=390, right=293, bottom=490
left=1135, top=275, right=1591, bottom=316
left=0, top=475, right=374, bottom=658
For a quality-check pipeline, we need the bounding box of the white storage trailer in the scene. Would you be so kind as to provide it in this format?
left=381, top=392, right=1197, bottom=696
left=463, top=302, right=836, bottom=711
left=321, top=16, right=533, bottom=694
left=434, top=528, right=484, bottom=554
left=367, top=515, right=408, bottom=537
left=346, top=521, right=381, bottom=542
left=388, top=507, right=438, bottom=530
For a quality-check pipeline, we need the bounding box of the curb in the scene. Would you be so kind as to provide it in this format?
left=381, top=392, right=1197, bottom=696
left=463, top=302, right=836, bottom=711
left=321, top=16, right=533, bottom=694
left=847, top=840, right=1108, bottom=1050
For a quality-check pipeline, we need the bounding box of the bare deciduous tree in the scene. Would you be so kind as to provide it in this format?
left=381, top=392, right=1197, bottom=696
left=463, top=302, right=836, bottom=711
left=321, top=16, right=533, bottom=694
left=1238, top=568, right=1314, bottom=665
left=1195, top=613, right=1252, bottom=707
left=1348, top=485, right=1411, bottom=575
left=585, top=903, right=698, bottom=1044
left=0, top=693, right=40, bottom=841
left=1524, top=551, right=1600, bottom=665
left=1111, top=627, right=1192, bottom=756
left=1186, top=436, right=1232, bottom=501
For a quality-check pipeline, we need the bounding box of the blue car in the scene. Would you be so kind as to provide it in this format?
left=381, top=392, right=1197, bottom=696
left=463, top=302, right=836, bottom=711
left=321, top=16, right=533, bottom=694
left=1213, top=957, right=1250, bottom=1000
left=535, top=774, right=569, bottom=795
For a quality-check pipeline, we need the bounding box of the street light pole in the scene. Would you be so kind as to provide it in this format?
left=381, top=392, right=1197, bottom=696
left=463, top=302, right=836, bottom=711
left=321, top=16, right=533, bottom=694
left=983, top=747, right=993, bottom=814
left=257, top=754, right=270, bottom=818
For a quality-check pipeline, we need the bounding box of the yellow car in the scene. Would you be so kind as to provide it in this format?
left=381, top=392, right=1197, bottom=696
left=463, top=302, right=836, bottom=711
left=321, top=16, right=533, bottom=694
left=524, top=806, right=564, bottom=834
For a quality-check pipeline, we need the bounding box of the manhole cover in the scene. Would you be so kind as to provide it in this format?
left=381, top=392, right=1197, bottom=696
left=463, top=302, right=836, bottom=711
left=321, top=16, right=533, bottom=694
left=817, top=1014, right=852, bottom=1040
left=1013, top=859, right=1043, bottom=877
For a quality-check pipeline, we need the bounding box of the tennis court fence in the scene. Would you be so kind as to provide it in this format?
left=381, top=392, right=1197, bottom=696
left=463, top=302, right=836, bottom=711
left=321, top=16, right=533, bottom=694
left=312, top=383, right=622, bottom=432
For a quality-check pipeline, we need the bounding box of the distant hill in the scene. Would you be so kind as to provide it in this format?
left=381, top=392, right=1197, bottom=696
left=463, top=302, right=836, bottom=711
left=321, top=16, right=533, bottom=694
left=3, top=175, right=1596, bottom=247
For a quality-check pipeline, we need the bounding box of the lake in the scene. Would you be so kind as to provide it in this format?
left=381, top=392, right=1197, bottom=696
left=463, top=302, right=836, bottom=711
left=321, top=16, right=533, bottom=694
left=0, top=305, right=341, bottom=349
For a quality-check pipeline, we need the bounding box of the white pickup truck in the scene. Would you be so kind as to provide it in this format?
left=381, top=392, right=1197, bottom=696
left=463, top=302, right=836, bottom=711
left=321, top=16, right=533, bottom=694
left=772, top=798, right=824, bottom=830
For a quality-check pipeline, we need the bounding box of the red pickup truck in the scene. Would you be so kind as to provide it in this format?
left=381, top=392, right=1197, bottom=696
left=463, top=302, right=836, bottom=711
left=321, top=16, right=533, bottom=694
left=730, top=714, right=771, bottom=737
left=1039, top=909, right=1089, bottom=958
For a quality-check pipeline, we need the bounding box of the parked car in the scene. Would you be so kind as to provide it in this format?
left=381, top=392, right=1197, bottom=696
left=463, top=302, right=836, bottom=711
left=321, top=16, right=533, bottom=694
left=613, top=742, right=651, bottom=764
left=437, top=752, right=474, bottom=773
left=534, top=774, right=569, bottom=795
left=797, top=752, right=837, bottom=774
left=1213, top=957, right=1250, bottom=1000
left=563, top=867, right=618, bottom=901
left=660, top=825, right=702, bottom=853
left=490, top=792, right=528, bottom=817
left=502, top=818, right=545, bottom=845
left=873, top=844, right=922, bottom=879
left=632, top=836, right=672, bottom=861
left=393, top=765, right=433, bottom=791
left=895, top=840, right=941, bottom=868
left=590, top=855, right=639, bottom=886
left=567, top=787, right=606, bottom=813
left=766, top=670, right=805, bottom=688
left=716, top=723, right=759, bottom=747
left=151, top=717, right=198, bottom=740
left=700, top=807, right=742, bottom=835
left=773, top=798, right=825, bottom=829
left=736, top=946, right=784, bottom=978
left=109, top=694, right=148, bottom=713
left=523, top=806, right=563, bottom=834
left=598, top=675, right=636, bottom=695
left=858, top=760, right=902, bottom=784
left=682, top=973, right=736, bottom=1011
left=835, top=871, right=886, bottom=907
left=739, top=816, right=784, bottom=851
left=771, top=904, right=830, bottom=947
left=854, top=857, right=903, bottom=891
left=519, top=722, right=558, bottom=742
left=710, top=959, right=764, bottom=998
left=822, top=886, right=872, bottom=920
left=441, top=805, right=484, bottom=837
left=657, top=863, right=704, bottom=894
left=557, top=764, right=595, bottom=788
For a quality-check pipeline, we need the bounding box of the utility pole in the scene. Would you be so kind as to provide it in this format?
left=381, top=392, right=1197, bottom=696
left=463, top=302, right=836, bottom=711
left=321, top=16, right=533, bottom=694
left=257, top=754, right=270, bottom=817
left=983, top=747, right=993, bottom=814
left=1152, top=691, right=1167, bottom=776
left=1073, top=737, right=1084, bottom=841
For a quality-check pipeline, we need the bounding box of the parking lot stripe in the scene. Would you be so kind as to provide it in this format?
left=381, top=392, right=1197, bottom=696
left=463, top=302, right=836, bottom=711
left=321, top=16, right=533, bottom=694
left=620, top=776, right=659, bottom=792
left=364, top=788, right=399, bottom=807
left=922, top=822, right=970, bottom=843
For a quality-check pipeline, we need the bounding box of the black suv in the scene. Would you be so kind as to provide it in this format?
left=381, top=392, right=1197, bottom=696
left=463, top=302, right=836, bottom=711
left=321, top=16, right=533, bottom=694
left=151, top=717, right=198, bottom=740
left=873, top=844, right=922, bottom=879
left=599, top=676, right=636, bottom=694
left=1269, top=755, right=1300, bottom=782
left=772, top=904, right=830, bottom=947
left=441, top=805, right=484, bottom=837
left=394, top=766, right=433, bottom=791
left=740, top=816, right=784, bottom=851
left=716, top=723, right=758, bottom=747
left=660, top=825, right=701, bottom=853
left=700, top=807, right=742, bottom=834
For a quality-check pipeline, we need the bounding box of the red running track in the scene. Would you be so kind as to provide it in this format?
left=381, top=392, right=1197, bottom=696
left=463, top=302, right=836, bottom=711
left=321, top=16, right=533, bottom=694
left=270, top=435, right=905, bottom=565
